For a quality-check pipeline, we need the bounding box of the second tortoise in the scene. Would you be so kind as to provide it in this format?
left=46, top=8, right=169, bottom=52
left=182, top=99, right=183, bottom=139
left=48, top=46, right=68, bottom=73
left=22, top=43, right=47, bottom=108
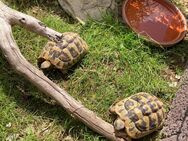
left=110, top=92, right=166, bottom=140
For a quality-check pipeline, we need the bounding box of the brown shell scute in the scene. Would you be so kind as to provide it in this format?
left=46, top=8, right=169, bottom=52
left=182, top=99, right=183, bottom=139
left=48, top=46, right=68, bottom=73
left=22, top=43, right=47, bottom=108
left=38, top=32, right=88, bottom=70
left=110, top=92, right=166, bottom=139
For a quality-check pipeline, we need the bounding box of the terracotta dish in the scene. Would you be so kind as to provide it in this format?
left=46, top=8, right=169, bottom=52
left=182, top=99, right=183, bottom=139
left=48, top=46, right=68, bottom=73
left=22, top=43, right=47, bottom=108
left=122, top=0, right=187, bottom=47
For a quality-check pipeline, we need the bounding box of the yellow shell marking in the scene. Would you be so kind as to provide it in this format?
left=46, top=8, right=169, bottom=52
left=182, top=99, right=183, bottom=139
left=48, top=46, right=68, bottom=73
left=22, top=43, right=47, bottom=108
left=63, top=48, right=73, bottom=61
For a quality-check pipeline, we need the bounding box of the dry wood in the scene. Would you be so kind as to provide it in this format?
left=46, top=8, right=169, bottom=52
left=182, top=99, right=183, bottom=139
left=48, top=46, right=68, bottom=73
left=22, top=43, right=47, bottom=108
left=0, top=1, right=125, bottom=141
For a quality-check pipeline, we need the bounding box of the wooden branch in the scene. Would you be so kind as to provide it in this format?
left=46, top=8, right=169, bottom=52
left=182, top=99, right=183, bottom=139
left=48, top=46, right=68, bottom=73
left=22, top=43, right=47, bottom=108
left=0, top=1, right=125, bottom=141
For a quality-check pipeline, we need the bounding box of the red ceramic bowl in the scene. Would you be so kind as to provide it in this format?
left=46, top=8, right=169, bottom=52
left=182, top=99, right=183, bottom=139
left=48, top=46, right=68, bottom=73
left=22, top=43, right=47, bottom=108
left=122, top=0, right=187, bottom=47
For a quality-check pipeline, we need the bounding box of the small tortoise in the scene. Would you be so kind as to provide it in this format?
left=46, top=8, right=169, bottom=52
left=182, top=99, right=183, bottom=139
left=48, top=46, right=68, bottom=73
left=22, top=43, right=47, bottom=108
left=109, top=92, right=165, bottom=140
left=38, top=32, right=88, bottom=71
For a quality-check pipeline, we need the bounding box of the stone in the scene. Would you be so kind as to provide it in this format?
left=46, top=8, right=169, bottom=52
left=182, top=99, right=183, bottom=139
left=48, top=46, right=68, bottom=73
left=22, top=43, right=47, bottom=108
left=58, top=0, right=117, bottom=22
left=161, top=64, right=188, bottom=141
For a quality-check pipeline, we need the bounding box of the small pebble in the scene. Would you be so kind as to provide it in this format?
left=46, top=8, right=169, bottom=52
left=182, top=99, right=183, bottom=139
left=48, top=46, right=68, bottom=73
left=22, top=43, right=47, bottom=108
left=168, top=82, right=178, bottom=88
left=175, top=75, right=181, bottom=80
left=63, top=136, right=74, bottom=141
left=6, top=134, right=19, bottom=141
left=6, top=122, right=12, bottom=128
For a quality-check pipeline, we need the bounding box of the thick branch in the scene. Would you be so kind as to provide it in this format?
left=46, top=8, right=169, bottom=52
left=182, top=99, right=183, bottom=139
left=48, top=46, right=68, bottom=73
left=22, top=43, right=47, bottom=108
left=0, top=1, right=62, bottom=42
left=0, top=1, right=125, bottom=141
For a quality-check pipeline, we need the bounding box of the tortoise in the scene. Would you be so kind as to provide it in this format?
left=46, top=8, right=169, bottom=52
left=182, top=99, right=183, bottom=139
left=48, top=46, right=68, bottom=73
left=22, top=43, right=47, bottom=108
left=109, top=92, right=166, bottom=140
left=38, top=32, right=88, bottom=71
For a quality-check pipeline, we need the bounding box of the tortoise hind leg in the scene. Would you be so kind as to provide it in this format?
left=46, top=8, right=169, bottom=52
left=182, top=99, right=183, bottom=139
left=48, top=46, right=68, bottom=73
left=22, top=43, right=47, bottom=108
left=115, top=130, right=132, bottom=141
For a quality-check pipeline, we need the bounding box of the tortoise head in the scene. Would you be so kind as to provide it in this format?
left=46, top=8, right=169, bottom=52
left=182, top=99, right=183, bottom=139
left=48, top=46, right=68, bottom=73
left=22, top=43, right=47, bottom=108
left=114, top=118, right=132, bottom=141
left=40, top=60, right=51, bottom=69
left=114, top=118, right=125, bottom=131
left=38, top=41, right=55, bottom=70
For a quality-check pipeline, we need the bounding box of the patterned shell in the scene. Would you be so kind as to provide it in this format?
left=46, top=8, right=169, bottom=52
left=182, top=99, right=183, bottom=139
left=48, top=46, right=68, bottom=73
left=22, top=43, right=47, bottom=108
left=110, top=92, right=165, bottom=139
left=38, top=32, right=88, bottom=70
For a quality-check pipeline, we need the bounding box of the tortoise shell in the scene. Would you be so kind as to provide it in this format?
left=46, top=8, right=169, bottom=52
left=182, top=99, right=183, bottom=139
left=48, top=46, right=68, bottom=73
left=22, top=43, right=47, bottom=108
left=109, top=92, right=165, bottom=139
left=38, top=32, right=88, bottom=70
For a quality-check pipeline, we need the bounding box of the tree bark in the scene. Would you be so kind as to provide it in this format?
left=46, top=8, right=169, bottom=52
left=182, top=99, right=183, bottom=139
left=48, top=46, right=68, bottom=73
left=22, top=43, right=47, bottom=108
left=0, top=1, right=125, bottom=141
